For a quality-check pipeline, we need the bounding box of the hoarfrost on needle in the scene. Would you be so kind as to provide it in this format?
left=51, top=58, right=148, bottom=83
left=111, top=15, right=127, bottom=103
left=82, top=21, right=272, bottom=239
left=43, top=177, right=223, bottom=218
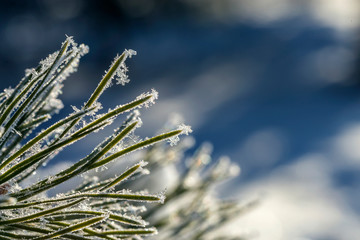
left=178, top=124, right=192, bottom=135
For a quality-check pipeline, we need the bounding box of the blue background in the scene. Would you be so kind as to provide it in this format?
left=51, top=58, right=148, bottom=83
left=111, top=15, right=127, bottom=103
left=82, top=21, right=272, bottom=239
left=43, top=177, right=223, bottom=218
left=0, top=1, right=359, bottom=239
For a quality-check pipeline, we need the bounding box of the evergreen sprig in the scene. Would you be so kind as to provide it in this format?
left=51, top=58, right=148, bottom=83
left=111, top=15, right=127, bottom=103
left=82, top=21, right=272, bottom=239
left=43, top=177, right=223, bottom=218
left=0, top=37, right=251, bottom=239
left=0, top=37, right=190, bottom=239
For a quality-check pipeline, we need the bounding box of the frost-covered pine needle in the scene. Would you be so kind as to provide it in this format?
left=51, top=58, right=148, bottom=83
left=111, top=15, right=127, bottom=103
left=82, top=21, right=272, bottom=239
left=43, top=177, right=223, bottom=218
left=0, top=36, right=250, bottom=240
left=0, top=37, right=191, bottom=239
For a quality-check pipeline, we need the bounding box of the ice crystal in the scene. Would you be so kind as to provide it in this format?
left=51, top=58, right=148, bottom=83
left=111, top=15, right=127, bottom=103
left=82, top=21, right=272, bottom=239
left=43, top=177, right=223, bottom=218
left=168, top=135, right=180, bottom=146
left=178, top=123, right=192, bottom=135
left=3, top=87, right=14, bottom=98
left=113, top=49, right=136, bottom=86
left=102, top=51, right=134, bottom=87
left=125, top=49, right=137, bottom=58
left=40, top=51, right=59, bottom=70
left=25, top=68, right=38, bottom=77
left=166, top=124, right=192, bottom=146
left=136, top=89, right=159, bottom=108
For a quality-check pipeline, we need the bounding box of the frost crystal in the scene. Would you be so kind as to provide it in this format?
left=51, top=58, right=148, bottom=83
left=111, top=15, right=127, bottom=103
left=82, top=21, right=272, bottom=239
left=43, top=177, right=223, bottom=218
left=125, top=49, right=137, bottom=58
left=25, top=68, right=38, bottom=77
left=166, top=123, right=192, bottom=146
left=139, top=160, right=148, bottom=168
left=40, top=51, right=59, bottom=70
left=157, top=189, right=167, bottom=204
left=3, top=87, right=14, bottom=98
left=178, top=124, right=192, bottom=135
left=150, top=88, right=159, bottom=103
left=168, top=135, right=180, bottom=146
left=112, top=50, right=136, bottom=86
left=136, top=89, right=159, bottom=108
left=79, top=43, right=89, bottom=56
left=71, top=105, right=80, bottom=112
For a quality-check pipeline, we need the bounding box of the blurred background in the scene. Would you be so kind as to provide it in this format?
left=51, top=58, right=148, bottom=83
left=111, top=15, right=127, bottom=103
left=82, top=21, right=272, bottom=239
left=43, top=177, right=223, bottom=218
left=0, top=0, right=359, bottom=239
